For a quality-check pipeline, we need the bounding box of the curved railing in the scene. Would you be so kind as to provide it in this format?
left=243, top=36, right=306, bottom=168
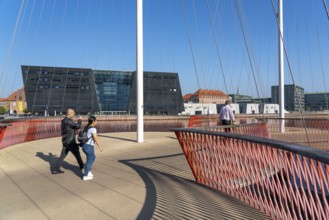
left=265, top=118, right=329, bottom=151
left=0, top=123, right=10, bottom=145
left=188, top=115, right=329, bottom=151
left=187, top=114, right=259, bottom=128
left=0, top=116, right=189, bottom=150
left=193, top=122, right=270, bottom=138
left=171, top=128, right=329, bottom=220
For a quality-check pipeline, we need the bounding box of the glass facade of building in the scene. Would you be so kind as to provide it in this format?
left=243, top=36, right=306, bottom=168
left=128, top=71, right=184, bottom=115
left=93, top=70, right=133, bottom=113
left=305, top=92, right=329, bottom=111
left=22, top=66, right=184, bottom=115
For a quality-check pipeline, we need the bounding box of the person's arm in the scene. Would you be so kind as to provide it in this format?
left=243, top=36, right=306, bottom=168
left=92, top=131, right=103, bottom=152
left=67, top=118, right=82, bottom=129
left=219, top=108, right=223, bottom=119
left=229, top=107, right=235, bottom=121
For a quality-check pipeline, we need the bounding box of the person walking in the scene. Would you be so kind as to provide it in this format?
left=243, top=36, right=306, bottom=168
left=52, top=108, right=84, bottom=174
left=219, top=100, right=235, bottom=132
left=82, top=115, right=103, bottom=181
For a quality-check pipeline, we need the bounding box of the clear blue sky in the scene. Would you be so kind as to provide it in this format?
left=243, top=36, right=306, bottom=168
left=0, top=0, right=328, bottom=98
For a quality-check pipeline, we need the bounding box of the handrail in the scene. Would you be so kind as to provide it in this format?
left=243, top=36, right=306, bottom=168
left=171, top=128, right=329, bottom=164
left=0, top=123, right=11, bottom=127
left=0, top=116, right=189, bottom=150
left=194, top=121, right=267, bottom=130
left=171, top=127, right=329, bottom=219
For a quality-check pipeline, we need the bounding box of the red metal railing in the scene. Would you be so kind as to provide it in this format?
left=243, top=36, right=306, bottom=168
left=187, top=114, right=259, bottom=128
left=172, top=128, right=329, bottom=220
left=0, top=116, right=189, bottom=150
left=265, top=118, right=329, bottom=151
left=196, top=122, right=270, bottom=138
left=0, top=124, right=9, bottom=146
left=188, top=116, right=329, bottom=151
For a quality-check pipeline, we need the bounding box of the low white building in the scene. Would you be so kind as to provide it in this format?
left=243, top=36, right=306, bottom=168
left=181, top=103, right=217, bottom=115
left=239, top=103, right=259, bottom=114
left=240, top=103, right=288, bottom=114
left=261, top=103, right=279, bottom=114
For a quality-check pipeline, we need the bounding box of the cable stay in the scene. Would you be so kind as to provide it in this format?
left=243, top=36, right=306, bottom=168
left=91, top=0, right=103, bottom=114
left=192, top=0, right=207, bottom=89
left=315, top=25, right=329, bottom=111
left=61, top=0, right=80, bottom=114
left=21, top=0, right=38, bottom=98
left=32, top=0, right=57, bottom=114
left=213, top=1, right=235, bottom=93
left=206, top=0, right=228, bottom=95
left=0, top=0, right=26, bottom=97
left=234, top=0, right=261, bottom=99
left=10, top=0, right=37, bottom=97
left=305, top=21, right=315, bottom=92
left=322, top=0, right=329, bottom=20
left=292, top=0, right=303, bottom=87
left=47, top=0, right=68, bottom=116
left=180, top=0, right=202, bottom=91
left=229, top=1, right=256, bottom=99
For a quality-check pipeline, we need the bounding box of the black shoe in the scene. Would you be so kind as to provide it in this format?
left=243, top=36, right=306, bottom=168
left=52, top=169, right=65, bottom=174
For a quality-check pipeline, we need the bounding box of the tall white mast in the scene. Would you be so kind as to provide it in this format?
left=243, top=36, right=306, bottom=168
left=137, top=0, right=144, bottom=142
left=279, top=0, right=285, bottom=132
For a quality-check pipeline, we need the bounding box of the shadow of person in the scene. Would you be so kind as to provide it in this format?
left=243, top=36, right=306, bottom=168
left=36, top=152, right=82, bottom=178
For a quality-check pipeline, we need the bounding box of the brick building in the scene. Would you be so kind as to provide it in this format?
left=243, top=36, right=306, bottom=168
left=184, top=89, right=229, bottom=104
left=3, top=87, right=27, bottom=114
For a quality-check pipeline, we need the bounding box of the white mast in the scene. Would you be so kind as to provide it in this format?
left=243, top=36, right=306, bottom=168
left=137, top=0, right=144, bottom=142
left=279, top=0, right=285, bottom=132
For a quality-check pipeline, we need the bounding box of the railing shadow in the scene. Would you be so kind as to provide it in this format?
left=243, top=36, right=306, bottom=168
left=119, top=153, right=270, bottom=220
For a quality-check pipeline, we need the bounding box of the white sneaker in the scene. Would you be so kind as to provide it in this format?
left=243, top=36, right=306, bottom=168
left=88, top=171, right=93, bottom=177
left=83, top=175, right=93, bottom=181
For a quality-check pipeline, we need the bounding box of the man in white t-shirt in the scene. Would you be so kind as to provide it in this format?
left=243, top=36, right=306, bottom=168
left=219, top=100, right=235, bottom=132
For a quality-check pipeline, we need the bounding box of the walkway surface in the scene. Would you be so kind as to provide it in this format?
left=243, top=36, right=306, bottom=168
left=0, top=132, right=270, bottom=220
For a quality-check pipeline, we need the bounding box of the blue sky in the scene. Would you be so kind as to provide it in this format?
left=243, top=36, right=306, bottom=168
left=0, top=0, right=328, bottom=98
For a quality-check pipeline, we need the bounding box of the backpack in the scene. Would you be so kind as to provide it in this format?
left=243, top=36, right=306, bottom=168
left=77, top=127, right=91, bottom=145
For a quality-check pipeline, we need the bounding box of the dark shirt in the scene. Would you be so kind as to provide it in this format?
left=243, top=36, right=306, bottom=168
left=61, top=117, right=82, bottom=146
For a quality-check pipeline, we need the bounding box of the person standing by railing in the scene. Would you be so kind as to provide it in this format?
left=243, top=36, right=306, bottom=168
left=219, top=100, right=235, bottom=132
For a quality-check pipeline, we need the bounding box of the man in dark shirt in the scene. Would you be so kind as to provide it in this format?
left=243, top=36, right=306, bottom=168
left=52, top=108, right=84, bottom=174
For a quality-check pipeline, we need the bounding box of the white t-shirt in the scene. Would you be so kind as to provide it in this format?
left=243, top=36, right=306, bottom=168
left=219, top=105, right=235, bottom=121
left=86, top=127, right=97, bottom=145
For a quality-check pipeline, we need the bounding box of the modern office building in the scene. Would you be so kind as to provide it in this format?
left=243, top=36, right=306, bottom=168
left=22, top=65, right=184, bottom=115
left=305, top=92, right=329, bottom=111
left=271, top=84, right=304, bottom=112
left=229, top=94, right=252, bottom=103
left=22, top=66, right=99, bottom=115
left=128, top=71, right=184, bottom=115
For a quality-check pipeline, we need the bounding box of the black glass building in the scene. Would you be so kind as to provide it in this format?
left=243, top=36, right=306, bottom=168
left=22, top=65, right=184, bottom=115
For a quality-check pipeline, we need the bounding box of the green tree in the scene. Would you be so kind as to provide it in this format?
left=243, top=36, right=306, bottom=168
left=0, top=106, right=6, bottom=114
left=23, top=108, right=28, bottom=113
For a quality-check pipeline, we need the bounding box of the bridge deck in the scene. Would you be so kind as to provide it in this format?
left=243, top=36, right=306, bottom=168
left=0, top=132, right=270, bottom=220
